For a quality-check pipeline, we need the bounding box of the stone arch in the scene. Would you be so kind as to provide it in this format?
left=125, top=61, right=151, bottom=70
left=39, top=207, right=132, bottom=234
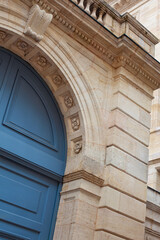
left=0, top=2, right=105, bottom=176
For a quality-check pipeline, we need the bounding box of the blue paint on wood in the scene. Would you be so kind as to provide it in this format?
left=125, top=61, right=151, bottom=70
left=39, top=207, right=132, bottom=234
left=0, top=48, right=67, bottom=239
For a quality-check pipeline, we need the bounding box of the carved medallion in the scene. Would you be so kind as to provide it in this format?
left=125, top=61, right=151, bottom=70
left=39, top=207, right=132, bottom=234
left=36, top=56, right=48, bottom=67
left=16, top=40, right=29, bottom=52
left=64, top=94, right=74, bottom=108
left=52, top=75, right=63, bottom=86
left=74, top=140, right=82, bottom=154
left=0, top=31, right=7, bottom=41
left=71, top=115, right=80, bottom=131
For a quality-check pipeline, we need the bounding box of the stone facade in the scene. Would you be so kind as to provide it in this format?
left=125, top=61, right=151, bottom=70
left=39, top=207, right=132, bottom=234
left=1, top=0, right=160, bottom=239
left=110, top=1, right=160, bottom=239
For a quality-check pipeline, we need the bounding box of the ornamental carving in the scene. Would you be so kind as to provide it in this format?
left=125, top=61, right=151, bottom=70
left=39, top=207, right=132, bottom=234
left=64, top=94, right=74, bottom=108
left=16, top=40, right=29, bottom=52
left=74, top=140, right=82, bottom=154
left=0, top=31, right=7, bottom=41
left=36, top=56, right=48, bottom=67
left=71, top=115, right=80, bottom=131
left=52, top=75, right=63, bottom=86
left=24, top=4, right=53, bottom=42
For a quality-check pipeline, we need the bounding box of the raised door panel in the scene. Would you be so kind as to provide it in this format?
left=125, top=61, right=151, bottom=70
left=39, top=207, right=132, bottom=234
left=0, top=156, right=59, bottom=240
left=0, top=48, right=66, bottom=176
left=0, top=51, right=12, bottom=100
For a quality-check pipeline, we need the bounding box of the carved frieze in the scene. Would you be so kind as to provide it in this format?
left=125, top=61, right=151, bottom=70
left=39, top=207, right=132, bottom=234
left=24, top=4, right=53, bottom=42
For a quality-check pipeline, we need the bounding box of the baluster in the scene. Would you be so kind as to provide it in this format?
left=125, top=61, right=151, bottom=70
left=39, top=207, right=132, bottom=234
left=91, top=3, right=97, bottom=19
left=97, top=9, right=104, bottom=24
left=78, top=0, right=85, bottom=9
left=85, top=0, right=92, bottom=14
left=102, top=12, right=107, bottom=26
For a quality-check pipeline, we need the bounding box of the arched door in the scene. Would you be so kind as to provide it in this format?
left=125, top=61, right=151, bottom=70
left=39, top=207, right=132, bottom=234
left=0, top=48, right=66, bottom=240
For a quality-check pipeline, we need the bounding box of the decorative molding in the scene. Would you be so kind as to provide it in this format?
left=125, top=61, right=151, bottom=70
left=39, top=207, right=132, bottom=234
left=63, top=170, right=104, bottom=187
left=24, top=4, right=53, bottom=42
left=42, top=1, right=159, bottom=89
left=71, top=115, right=80, bottom=131
left=0, top=30, right=7, bottom=41
left=69, top=0, right=158, bottom=44
left=74, top=140, right=82, bottom=154
left=108, top=0, right=148, bottom=14
left=114, top=55, right=160, bottom=88
left=16, top=40, right=29, bottom=53
left=52, top=74, right=64, bottom=87
left=145, top=227, right=160, bottom=238
left=29, top=53, right=51, bottom=70
left=36, top=55, right=48, bottom=67
left=64, top=93, right=74, bottom=109
left=0, top=30, right=12, bottom=43
left=1, top=0, right=160, bottom=88
left=147, top=201, right=160, bottom=214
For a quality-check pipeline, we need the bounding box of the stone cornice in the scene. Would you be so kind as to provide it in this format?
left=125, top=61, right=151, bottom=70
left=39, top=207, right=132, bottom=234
left=108, top=0, right=149, bottom=14
left=2, top=0, right=160, bottom=89
left=33, top=0, right=160, bottom=89
left=70, top=0, right=158, bottom=45
left=33, top=0, right=158, bottom=45
left=63, top=170, right=104, bottom=187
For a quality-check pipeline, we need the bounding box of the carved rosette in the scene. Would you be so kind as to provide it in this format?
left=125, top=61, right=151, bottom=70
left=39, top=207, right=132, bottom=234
left=36, top=56, right=48, bottom=67
left=0, top=30, right=7, bottom=41
left=52, top=75, right=64, bottom=86
left=64, top=94, right=74, bottom=109
left=71, top=115, right=80, bottom=131
left=16, top=40, right=29, bottom=52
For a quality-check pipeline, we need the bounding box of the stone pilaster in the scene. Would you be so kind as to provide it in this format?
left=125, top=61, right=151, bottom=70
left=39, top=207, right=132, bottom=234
left=53, top=171, right=103, bottom=240
left=94, top=69, right=153, bottom=240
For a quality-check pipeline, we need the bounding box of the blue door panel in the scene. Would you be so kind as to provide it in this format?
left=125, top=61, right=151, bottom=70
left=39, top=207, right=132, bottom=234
left=0, top=130, right=65, bottom=176
left=0, top=156, right=60, bottom=239
left=0, top=229, right=31, bottom=240
left=0, top=51, right=11, bottom=93
left=4, top=75, right=54, bottom=147
left=0, top=48, right=66, bottom=176
left=0, top=221, right=39, bottom=240
left=0, top=47, right=67, bottom=239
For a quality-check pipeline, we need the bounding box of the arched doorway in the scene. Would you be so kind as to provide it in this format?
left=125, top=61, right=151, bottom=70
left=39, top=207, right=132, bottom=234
left=0, top=48, right=67, bottom=240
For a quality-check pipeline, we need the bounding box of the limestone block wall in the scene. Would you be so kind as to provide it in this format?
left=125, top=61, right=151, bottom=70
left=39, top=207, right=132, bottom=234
left=118, top=0, right=160, bottom=192
left=145, top=187, right=160, bottom=239
left=94, top=67, right=152, bottom=240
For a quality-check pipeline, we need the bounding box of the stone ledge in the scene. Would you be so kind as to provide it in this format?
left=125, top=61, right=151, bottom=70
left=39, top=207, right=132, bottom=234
left=63, top=170, right=104, bottom=187
left=145, top=227, right=160, bottom=238
left=147, top=201, right=160, bottom=214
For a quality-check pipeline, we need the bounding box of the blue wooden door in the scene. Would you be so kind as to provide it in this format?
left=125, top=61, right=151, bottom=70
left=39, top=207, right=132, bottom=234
left=0, top=48, right=66, bottom=240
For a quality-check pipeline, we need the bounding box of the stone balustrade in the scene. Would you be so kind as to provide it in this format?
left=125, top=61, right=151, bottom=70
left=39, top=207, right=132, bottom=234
left=70, top=0, right=158, bottom=56
left=71, top=0, right=107, bottom=25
